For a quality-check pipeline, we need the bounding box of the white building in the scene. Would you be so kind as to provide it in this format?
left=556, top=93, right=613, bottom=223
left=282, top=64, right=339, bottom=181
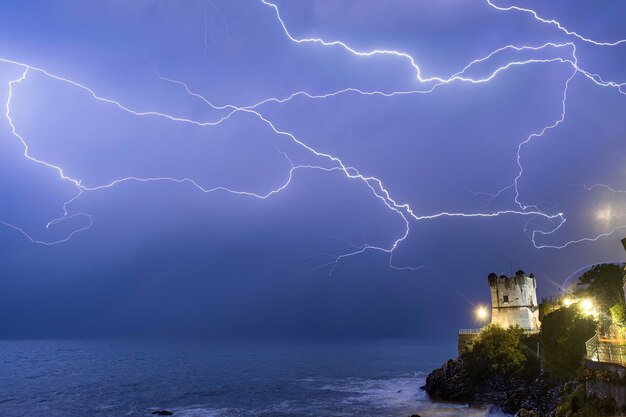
left=487, top=270, right=540, bottom=331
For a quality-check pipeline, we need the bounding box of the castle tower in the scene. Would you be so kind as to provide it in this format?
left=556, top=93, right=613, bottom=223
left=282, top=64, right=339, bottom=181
left=487, top=270, right=540, bottom=331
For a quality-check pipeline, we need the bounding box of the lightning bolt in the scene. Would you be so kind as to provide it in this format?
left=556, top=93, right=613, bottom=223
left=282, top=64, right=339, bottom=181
left=485, top=0, right=626, bottom=47
left=1, top=1, right=625, bottom=273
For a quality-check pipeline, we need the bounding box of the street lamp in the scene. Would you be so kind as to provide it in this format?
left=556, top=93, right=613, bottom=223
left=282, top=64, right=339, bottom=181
left=579, top=298, right=598, bottom=318
left=476, top=305, right=489, bottom=326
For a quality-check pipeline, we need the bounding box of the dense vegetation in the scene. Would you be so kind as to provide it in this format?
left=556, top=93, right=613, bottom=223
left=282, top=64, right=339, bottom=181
left=540, top=306, right=596, bottom=380
left=610, top=302, right=626, bottom=325
left=556, top=384, right=617, bottom=417
left=462, top=306, right=596, bottom=384
left=462, top=324, right=539, bottom=382
left=578, top=263, right=625, bottom=316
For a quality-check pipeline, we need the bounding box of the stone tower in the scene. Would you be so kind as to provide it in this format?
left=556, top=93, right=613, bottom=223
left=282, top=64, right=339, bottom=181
left=487, top=270, right=539, bottom=331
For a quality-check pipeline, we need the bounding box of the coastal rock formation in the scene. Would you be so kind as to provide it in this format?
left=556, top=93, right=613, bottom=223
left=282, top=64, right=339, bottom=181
left=422, top=358, right=474, bottom=402
left=472, top=375, right=529, bottom=413
left=424, top=361, right=570, bottom=416
left=517, top=376, right=575, bottom=416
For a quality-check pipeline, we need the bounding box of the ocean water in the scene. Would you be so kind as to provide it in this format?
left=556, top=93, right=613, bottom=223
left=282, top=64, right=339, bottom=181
left=0, top=339, right=503, bottom=417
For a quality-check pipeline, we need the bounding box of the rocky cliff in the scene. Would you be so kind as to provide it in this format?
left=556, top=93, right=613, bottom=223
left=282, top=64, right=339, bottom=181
left=423, top=359, right=572, bottom=416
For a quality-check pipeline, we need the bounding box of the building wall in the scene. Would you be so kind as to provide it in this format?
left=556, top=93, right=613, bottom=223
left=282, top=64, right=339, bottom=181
left=585, top=360, right=626, bottom=410
left=458, top=333, right=478, bottom=356
left=491, top=306, right=539, bottom=330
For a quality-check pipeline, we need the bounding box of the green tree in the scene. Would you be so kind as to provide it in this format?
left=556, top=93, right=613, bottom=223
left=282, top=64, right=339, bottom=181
left=463, top=324, right=527, bottom=382
left=577, top=263, right=625, bottom=315
left=610, top=302, right=626, bottom=325
left=540, top=306, right=596, bottom=380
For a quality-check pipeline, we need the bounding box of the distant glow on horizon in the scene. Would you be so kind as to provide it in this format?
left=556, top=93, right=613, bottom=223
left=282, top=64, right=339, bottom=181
left=1, top=0, right=626, bottom=273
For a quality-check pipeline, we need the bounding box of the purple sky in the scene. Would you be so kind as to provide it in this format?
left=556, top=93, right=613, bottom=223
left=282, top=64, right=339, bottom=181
left=1, top=0, right=626, bottom=338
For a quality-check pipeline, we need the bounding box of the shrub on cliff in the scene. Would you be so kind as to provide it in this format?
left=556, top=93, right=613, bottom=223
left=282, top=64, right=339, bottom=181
left=540, top=306, right=596, bottom=380
left=462, top=324, right=527, bottom=382
left=555, top=383, right=617, bottom=417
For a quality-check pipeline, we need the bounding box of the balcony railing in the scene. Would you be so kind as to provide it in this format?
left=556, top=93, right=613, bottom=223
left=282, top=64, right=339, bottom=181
left=458, top=327, right=538, bottom=335
left=458, top=328, right=482, bottom=335
left=541, top=295, right=562, bottom=304
left=586, top=333, right=626, bottom=365
left=586, top=333, right=598, bottom=358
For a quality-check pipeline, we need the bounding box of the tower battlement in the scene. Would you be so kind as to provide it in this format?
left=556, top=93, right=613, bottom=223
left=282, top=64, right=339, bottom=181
left=487, top=269, right=539, bottom=331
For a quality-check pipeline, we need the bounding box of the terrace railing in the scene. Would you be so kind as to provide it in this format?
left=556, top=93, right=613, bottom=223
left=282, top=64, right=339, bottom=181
left=586, top=333, right=626, bottom=365
left=586, top=333, right=599, bottom=360
left=541, top=295, right=562, bottom=304
left=458, top=327, right=538, bottom=335
left=458, top=328, right=482, bottom=335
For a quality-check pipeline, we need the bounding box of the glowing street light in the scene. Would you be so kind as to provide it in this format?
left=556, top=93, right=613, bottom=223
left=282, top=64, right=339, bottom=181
left=476, top=305, right=489, bottom=325
left=580, top=298, right=596, bottom=317
left=563, top=297, right=575, bottom=307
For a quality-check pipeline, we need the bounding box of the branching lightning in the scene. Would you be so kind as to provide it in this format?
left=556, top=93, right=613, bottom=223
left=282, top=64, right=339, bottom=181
left=1, top=0, right=626, bottom=272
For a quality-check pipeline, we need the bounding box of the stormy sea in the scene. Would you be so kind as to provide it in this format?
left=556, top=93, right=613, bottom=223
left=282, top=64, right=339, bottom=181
left=0, top=339, right=506, bottom=417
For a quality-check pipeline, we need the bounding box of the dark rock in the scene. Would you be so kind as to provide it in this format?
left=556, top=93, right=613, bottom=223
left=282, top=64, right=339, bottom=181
left=424, top=357, right=575, bottom=417
left=472, top=375, right=528, bottom=413
left=423, top=358, right=474, bottom=402
left=472, top=373, right=567, bottom=416
left=514, top=409, right=541, bottom=417
left=409, top=414, right=421, bottom=417
left=152, top=411, right=174, bottom=416
left=517, top=373, right=571, bottom=417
